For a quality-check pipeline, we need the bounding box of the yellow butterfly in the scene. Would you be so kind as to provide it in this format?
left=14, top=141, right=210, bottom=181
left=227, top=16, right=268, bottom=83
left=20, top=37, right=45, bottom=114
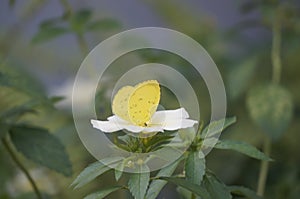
left=112, top=80, right=160, bottom=127
left=91, top=80, right=197, bottom=133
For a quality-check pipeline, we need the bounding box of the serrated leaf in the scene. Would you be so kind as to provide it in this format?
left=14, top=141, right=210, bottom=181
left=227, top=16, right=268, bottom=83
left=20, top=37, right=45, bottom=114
left=214, top=140, right=272, bottom=161
left=146, top=157, right=183, bottom=199
left=246, top=84, right=293, bottom=140
left=202, top=117, right=236, bottom=138
left=84, top=186, right=123, bottom=199
left=128, top=164, right=150, bottom=199
left=32, top=26, right=69, bottom=44
left=9, top=125, right=72, bottom=176
left=159, top=177, right=210, bottom=198
left=228, top=186, right=262, bottom=199
left=227, top=57, right=257, bottom=100
left=185, top=151, right=205, bottom=185
left=87, top=19, right=121, bottom=31
left=203, top=171, right=232, bottom=199
left=72, top=157, right=123, bottom=189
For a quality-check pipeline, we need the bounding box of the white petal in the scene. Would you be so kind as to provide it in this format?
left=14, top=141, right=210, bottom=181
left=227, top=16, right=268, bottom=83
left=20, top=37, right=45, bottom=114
left=151, top=108, right=198, bottom=131
left=91, top=119, right=123, bottom=133
left=91, top=116, right=145, bottom=133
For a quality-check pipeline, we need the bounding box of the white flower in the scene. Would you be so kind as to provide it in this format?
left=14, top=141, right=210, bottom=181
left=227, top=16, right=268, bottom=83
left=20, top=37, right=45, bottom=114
left=91, top=108, right=198, bottom=133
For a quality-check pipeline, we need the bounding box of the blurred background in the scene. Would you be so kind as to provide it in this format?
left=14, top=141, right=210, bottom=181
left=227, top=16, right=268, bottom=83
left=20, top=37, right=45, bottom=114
left=0, top=0, right=299, bottom=198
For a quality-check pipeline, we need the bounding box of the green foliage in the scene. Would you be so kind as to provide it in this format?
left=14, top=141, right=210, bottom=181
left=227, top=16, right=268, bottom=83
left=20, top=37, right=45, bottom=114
left=159, top=177, right=210, bottom=198
left=201, top=117, right=237, bottom=138
left=32, top=26, right=69, bottom=44
left=246, top=83, right=293, bottom=140
left=127, top=164, right=150, bottom=199
left=228, top=186, right=262, bottom=199
left=214, top=140, right=272, bottom=161
left=32, top=8, right=121, bottom=44
left=84, top=186, right=123, bottom=199
left=146, top=157, right=183, bottom=199
left=202, top=171, right=232, bottom=199
left=71, top=157, right=123, bottom=189
left=9, top=125, right=72, bottom=176
left=185, top=151, right=205, bottom=185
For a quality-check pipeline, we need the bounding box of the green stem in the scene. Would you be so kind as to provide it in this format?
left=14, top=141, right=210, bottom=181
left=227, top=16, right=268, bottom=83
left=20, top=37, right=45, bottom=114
left=256, top=137, right=271, bottom=196
left=191, top=193, right=196, bottom=199
left=271, top=12, right=282, bottom=84
left=59, top=0, right=89, bottom=55
left=76, top=34, right=89, bottom=55
left=257, top=7, right=282, bottom=197
left=2, top=135, right=43, bottom=199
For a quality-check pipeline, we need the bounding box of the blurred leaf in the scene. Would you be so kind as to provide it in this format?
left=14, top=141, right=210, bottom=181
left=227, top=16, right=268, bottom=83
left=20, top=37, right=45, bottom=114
left=32, top=26, right=69, bottom=44
left=71, top=157, right=123, bottom=189
left=246, top=84, right=293, bottom=140
left=203, top=171, right=232, bottom=199
left=0, top=122, right=9, bottom=139
left=9, top=125, right=72, bottom=176
left=0, top=100, right=37, bottom=122
left=214, top=140, right=272, bottom=161
left=40, top=17, right=63, bottom=29
left=159, top=177, right=210, bottom=198
left=70, top=9, right=92, bottom=33
left=239, top=1, right=260, bottom=14
left=128, top=164, right=150, bottom=199
left=146, top=157, right=183, bottom=199
left=202, top=117, right=236, bottom=138
left=185, top=151, right=205, bottom=185
left=49, top=96, right=65, bottom=104
left=228, top=186, right=262, bottom=199
left=8, top=0, right=16, bottom=7
left=84, top=186, right=123, bottom=199
left=87, top=19, right=121, bottom=32
left=227, top=57, right=257, bottom=100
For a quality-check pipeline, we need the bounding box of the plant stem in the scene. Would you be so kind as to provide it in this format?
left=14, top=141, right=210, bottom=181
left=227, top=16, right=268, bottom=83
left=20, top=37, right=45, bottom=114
left=271, top=11, right=282, bottom=84
left=77, top=34, right=89, bottom=55
left=256, top=137, right=271, bottom=196
left=59, top=0, right=89, bottom=55
left=191, top=193, right=196, bottom=199
left=257, top=10, right=282, bottom=196
left=2, top=135, right=43, bottom=199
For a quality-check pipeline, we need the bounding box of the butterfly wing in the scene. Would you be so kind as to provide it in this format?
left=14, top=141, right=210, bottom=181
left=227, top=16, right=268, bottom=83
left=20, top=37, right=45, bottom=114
left=128, top=80, right=160, bottom=126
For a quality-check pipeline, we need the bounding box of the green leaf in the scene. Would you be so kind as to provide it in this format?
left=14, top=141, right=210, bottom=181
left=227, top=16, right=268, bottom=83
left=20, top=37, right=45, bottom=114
left=146, top=157, right=183, bottom=199
left=87, top=19, right=121, bottom=32
left=9, top=0, right=16, bottom=7
left=214, top=140, right=272, bottom=161
left=71, top=157, right=123, bottom=189
left=114, top=159, right=125, bottom=181
left=49, top=96, right=65, bottom=104
left=9, top=125, right=72, bottom=176
left=202, top=117, right=236, bottom=138
left=32, top=26, right=69, bottom=44
left=246, top=84, right=293, bottom=140
left=185, top=151, right=205, bottom=185
left=0, top=122, right=9, bottom=139
left=228, top=186, right=262, bottom=199
left=159, top=177, right=210, bottom=198
left=227, top=57, right=257, bottom=100
left=203, top=171, right=232, bottom=199
left=84, top=186, right=123, bottom=199
left=128, top=164, right=150, bottom=199
left=70, top=9, right=92, bottom=33
left=0, top=100, right=37, bottom=121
